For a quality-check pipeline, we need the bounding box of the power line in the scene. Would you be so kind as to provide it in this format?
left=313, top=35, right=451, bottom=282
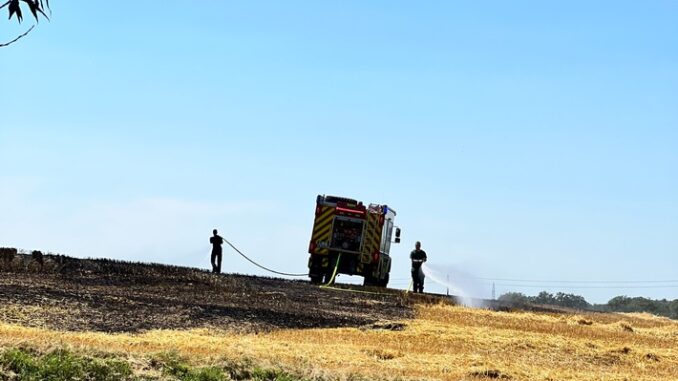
left=496, top=283, right=678, bottom=289
left=472, top=277, right=678, bottom=284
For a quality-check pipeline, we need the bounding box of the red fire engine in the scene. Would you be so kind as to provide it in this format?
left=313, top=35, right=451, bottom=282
left=307, top=195, right=400, bottom=287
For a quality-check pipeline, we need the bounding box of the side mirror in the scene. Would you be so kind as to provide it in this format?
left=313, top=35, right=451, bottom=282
left=395, top=227, right=401, bottom=243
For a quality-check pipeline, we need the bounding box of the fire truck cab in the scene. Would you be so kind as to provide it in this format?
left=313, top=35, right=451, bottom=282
left=307, top=195, right=400, bottom=287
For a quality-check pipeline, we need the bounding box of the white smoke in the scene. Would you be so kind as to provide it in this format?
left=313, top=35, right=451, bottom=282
left=421, top=263, right=487, bottom=308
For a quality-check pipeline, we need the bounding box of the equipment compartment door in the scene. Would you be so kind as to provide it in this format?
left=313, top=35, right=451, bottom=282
left=329, top=217, right=365, bottom=252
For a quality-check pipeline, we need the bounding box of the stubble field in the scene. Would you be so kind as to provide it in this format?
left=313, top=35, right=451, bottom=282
left=0, top=254, right=676, bottom=380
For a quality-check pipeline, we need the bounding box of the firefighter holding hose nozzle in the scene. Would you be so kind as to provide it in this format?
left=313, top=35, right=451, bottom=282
left=210, top=229, right=224, bottom=274
left=410, top=241, right=427, bottom=293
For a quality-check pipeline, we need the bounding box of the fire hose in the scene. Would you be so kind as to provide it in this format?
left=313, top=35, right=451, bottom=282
left=222, top=236, right=407, bottom=295
left=222, top=237, right=308, bottom=277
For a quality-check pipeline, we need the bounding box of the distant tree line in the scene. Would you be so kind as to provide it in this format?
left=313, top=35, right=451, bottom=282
left=591, top=296, right=678, bottom=319
left=498, top=291, right=678, bottom=319
left=498, top=291, right=590, bottom=309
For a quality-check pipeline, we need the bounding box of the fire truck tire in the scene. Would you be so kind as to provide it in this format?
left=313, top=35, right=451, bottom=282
left=363, top=275, right=376, bottom=287
left=310, top=275, right=323, bottom=284
left=379, top=273, right=390, bottom=288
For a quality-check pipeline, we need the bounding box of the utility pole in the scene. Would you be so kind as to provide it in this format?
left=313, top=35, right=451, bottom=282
left=492, top=282, right=496, bottom=300
left=446, top=274, right=449, bottom=296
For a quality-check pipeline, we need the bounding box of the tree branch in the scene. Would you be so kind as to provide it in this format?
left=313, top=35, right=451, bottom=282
left=0, top=24, right=35, bottom=47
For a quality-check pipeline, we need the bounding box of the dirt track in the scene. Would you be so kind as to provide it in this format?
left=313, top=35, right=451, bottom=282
left=0, top=255, right=422, bottom=333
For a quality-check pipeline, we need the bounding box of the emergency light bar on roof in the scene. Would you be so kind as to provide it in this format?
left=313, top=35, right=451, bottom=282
left=323, top=195, right=359, bottom=205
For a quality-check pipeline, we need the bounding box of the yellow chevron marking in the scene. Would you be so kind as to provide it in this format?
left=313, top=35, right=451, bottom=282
left=312, top=226, right=332, bottom=242
left=313, top=213, right=334, bottom=233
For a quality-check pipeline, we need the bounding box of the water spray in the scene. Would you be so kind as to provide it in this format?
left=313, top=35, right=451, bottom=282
left=422, top=263, right=487, bottom=308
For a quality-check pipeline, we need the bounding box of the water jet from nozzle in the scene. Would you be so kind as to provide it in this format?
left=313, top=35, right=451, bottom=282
left=421, top=263, right=487, bottom=308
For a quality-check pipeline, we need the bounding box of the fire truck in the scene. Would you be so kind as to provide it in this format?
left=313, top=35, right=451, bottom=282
left=307, top=195, right=401, bottom=287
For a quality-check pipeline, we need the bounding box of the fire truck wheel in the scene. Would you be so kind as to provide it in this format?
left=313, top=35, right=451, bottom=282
left=363, top=275, right=376, bottom=287
left=379, top=273, right=390, bottom=288
left=310, top=275, right=323, bottom=284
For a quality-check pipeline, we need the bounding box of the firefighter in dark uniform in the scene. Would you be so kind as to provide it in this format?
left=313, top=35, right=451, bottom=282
left=210, top=229, right=224, bottom=273
left=410, top=241, right=427, bottom=293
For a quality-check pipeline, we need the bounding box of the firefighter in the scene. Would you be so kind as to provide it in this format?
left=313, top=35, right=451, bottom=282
left=410, top=241, right=427, bottom=293
left=210, top=229, right=224, bottom=273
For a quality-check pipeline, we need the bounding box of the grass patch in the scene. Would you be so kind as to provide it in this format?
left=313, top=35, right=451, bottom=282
left=157, top=352, right=302, bottom=381
left=0, top=347, right=133, bottom=380
left=0, top=348, right=306, bottom=381
left=158, top=352, right=229, bottom=381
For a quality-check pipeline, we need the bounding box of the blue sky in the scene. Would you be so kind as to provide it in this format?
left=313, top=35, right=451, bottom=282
left=1, top=1, right=676, bottom=303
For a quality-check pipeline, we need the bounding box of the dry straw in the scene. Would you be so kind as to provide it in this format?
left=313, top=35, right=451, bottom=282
left=1, top=302, right=677, bottom=380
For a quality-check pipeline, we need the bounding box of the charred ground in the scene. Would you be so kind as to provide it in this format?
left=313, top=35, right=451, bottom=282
left=0, top=253, right=573, bottom=334
left=0, top=254, right=422, bottom=333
